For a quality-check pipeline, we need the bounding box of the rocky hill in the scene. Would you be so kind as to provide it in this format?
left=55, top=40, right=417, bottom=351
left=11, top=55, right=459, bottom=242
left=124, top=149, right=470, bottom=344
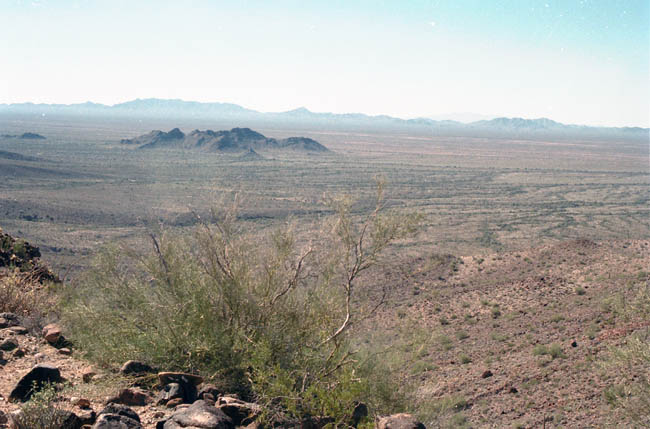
left=120, top=128, right=329, bottom=153
left=0, top=133, right=46, bottom=140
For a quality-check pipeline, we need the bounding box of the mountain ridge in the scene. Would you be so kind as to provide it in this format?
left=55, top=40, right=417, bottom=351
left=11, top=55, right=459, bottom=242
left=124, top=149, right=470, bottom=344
left=1, top=98, right=647, bottom=135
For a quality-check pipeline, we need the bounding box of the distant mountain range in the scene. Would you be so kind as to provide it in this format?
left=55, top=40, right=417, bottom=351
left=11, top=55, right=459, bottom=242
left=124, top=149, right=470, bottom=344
left=1, top=99, right=647, bottom=139
left=121, top=127, right=329, bottom=153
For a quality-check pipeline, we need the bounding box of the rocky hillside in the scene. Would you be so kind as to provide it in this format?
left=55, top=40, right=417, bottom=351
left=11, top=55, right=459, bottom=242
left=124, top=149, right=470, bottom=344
left=0, top=228, right=57, bottom=283
left=120, top=128, right=329, bottom=153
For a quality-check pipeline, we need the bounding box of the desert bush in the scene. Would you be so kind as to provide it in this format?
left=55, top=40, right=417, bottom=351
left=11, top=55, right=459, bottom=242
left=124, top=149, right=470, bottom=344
left=11, top=384, right=69, bottom=429
left=63, top=183, right=421, bottom=424
left=0, top=270, right=56, bottom=327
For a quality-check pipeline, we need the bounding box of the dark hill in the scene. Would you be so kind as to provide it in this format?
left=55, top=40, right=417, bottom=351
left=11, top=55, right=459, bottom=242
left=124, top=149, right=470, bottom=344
left=1, top=132, right=46, bottom=140
left=121, top=127, right=329, bottom=153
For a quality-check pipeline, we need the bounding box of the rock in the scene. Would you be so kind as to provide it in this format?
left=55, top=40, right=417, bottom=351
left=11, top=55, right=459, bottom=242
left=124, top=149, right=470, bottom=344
left=216, top=396, right=261, bottom=426
left=481, top=370, right=493, bottom=378
left=508, top=386, right=518, bottom=394
left=59, top=347, right=73, bottom=355
left=43, top=323, right=62, bottom=344
left=0, top=338, right=18, bottom=351
left=61, top=410, right=84, bottom=429
left=0, top=313, right=20, bottom=328
left=7, top=326, right=28, bottom=335
left=158, top=372, right=204, bottom=386
left=99, top=404, right=141, bottom=423
left=82, top=369, right=97, bottom=383
left=157, top=372, right=202, bottom=404
left=12, top=348, right=25, bottom=358
left=78, top=409, right=97, bottom=426
left=74, top=397, right=92, bottom=408
left=120, top=360, right=154, bottom=375
left=167, top=397, right=184, bottom=408
left=92, top=414, right=142, bottom=429
left=157, top=382, right=184, bottom=405
left=164, top=400, right=234, bottom=429
left=34, top=352, right=47, bottom=362
left=9, top=363, right=62, bottom=402
left=0, top=410, right=7, bottom=425
left=571, top=340, right=578, bottom=347
left=376, top=413, right=426, bottom=429
left=197, top=384, right=220, bottom=401
left=107, top=388, right=151, bottom=406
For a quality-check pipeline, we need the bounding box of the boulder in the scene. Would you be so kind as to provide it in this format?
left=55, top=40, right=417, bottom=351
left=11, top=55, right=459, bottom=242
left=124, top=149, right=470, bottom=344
left=375, top=414, right=426, bottom=429
left=9, top=363, right=62, bottom=402
left=164, top=400, right=234, bottom=429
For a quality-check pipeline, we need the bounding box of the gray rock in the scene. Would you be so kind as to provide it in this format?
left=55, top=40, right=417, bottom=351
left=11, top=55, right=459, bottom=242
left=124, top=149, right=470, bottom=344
left=92, top=414, right=142, bottom=429
left=164, top=400, right=234, bottom=429
left=9, top=363, right=62, bottom=402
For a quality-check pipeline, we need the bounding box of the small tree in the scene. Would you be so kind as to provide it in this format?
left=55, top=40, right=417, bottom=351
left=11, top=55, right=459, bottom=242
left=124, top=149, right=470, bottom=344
left=63, top=180, right=421, bottom=424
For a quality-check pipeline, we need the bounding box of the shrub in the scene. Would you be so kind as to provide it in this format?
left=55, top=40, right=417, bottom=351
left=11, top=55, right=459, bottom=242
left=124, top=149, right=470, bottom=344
left=11, top=384, right=69, bottom=429
left=0, top=270, right=56, bottom=328
left=62, top=184, right=421, bottom=424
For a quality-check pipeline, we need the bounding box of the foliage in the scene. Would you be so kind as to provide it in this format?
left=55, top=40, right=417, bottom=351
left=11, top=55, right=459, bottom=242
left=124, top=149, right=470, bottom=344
left=0, top=270, right=56, bottom=326
left=11, top=384, right=69, bottom=429
left=62, top=181, right=421, bottom=424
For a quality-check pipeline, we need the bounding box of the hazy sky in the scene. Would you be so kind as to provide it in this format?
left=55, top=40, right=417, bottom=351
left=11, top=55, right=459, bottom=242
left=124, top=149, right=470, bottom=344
left=2, top=0, right=648, bottom=127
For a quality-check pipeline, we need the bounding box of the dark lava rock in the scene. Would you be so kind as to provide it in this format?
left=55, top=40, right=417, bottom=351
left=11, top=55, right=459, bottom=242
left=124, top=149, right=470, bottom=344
left=9, top=364, right=62, bottom=402
left=481, top=370, right=493, bottom=378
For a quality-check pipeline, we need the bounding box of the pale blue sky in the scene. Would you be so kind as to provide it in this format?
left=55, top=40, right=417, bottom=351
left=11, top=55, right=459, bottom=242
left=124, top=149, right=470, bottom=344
left=1, top=0, right=648, bottom=126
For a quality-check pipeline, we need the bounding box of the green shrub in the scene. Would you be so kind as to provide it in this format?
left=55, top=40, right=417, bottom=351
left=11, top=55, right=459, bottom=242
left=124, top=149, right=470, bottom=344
left=62, top=186, right=421, bottom=424
left=12, top=384, right=68, bottom=429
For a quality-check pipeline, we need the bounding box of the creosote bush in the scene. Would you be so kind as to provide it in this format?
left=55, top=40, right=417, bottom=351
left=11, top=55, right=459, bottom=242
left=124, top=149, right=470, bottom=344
left=63, top=183, right=422, bottom=424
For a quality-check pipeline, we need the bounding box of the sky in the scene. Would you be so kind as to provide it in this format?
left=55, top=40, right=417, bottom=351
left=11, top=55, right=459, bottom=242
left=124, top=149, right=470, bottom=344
left=1, top=0, right=648, bottom=127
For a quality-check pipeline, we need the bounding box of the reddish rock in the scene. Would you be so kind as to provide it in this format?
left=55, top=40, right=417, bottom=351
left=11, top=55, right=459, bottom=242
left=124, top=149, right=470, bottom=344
left=107, top=388, right=151, bottom=406
left=43, top=323, right=62, bottom=344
